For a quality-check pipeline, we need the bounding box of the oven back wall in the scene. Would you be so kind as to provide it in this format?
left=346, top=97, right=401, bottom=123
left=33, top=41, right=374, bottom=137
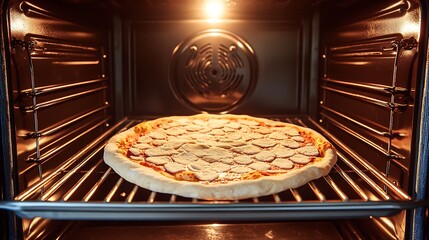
left=123, top=20, right=312, bottom=117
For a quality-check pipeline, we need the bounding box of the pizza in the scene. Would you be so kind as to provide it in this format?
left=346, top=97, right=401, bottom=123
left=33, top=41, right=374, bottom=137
left=103, top=114, right=337, bottom=200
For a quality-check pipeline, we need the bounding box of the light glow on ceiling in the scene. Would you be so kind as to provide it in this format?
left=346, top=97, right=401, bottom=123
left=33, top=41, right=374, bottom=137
left=204, top=0, right=225, bottom=20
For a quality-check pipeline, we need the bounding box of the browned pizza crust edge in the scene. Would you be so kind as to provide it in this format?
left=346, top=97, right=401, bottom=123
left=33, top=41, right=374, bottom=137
left=103, top=114, right=337, bottom=200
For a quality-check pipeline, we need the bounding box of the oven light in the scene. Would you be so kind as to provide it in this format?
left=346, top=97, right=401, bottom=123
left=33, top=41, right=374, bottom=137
left=401, top=22, right=420, bottom=38
left=204, top=0, right=225, bottom=20
left=10, top=17, right=27, bottom=34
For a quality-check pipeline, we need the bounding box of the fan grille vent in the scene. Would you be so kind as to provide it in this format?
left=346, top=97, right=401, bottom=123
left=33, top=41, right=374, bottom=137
left=170, top=29, right=257, bottom=112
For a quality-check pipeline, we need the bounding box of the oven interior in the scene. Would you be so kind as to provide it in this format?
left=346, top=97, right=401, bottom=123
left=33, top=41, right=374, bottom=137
left=1, top=0, right=428, bottom=239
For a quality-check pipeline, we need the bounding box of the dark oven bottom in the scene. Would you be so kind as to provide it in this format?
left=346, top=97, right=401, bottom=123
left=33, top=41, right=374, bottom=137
left=21, top=216, right=406, bottom=240
left=65, top=221, right=343, bottom=240
left=63, top=221, right=350, bottom=240
left=27, top=217, right=406, bottom=240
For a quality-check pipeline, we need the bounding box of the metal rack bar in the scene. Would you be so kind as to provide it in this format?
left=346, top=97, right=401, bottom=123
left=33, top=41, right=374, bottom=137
left=147, top=192, right=157, bottom=203
left=15, top=40, right=44, bottom=183
left=321, top=77, right=408, bottom=95
left=272, top=194, right=281, bottom=203
left=292, top=118, right=308, bottom=126
left=333, top=165, right=369, bottom=201
left=15, top=118, right=129, bottom=201
left=62, top=159, right=104, bottom=201
left=320, top=113, right=405, bottom=162
left=291, top=118, right=401, bottom=199
left=284, top=118, right=295, bottom=124
left=4, top=200, right=426, bottom=221
left=336, top=155, right=391, bottom=200
left=28, top=37, right=99, bottom=60
left=24, top=86, right=108, bottom=112
left=383, top=38, right=417, bottom=185
left=31, top=52, right=100, bottom=60
left=25, top=116, right=111, bottom=163
left=308, top=182, right=326, bottom=202
left=29, top=36, right=98, bottom=52
left=290, top=189, right=302, bottom=202
left=26, top=217, right=43, bottom=236
left=40, top=144, right=105, bottom=201
left=21, top=77, right=108, bottom=97
left=329, top=51, right=386, bottom=58
left=385, top=40, right=401, bottom=183
left=126, top=185, right=139, bottom=203
left=37, top=104, right=110, bottom=137
left=83, top=168, right=112, bottom=202
left=308, top=117, right=410, bottom=200
left=295, top=118, right=368, bottom=201
left=51, top=222, right=74, bottom=240
left=323, top=175, right=348, bottom=201
left=328, top=36, right=398, bottom=52
left=6, top=117, right=417, bottom=221
left=321, top=85, right=407, bottom=110
left=26, top=216, right=47, bottom=236
left=320, top=105, right=404, bottom=138
left=105, top=178, right=123, bottom=203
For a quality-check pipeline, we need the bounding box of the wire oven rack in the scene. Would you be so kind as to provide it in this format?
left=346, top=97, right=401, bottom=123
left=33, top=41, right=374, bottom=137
left=1, top=116, right=421, bottom=221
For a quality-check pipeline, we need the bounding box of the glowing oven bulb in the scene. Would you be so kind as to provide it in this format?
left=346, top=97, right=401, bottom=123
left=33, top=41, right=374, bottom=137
left=204, top=0, right=224, bottom=20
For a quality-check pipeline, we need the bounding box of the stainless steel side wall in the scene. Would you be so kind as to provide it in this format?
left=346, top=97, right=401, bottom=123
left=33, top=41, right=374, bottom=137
left=320, top=0, right=421, bottom=192
left=319, top=1, right=428, bottom=238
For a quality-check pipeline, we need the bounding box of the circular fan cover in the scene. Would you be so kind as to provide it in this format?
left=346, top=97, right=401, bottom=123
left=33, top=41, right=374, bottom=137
left=170, top=29, right=257, bottom=112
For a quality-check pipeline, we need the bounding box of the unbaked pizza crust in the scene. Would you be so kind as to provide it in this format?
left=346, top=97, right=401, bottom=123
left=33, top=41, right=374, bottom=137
left=103, top=114, right=337, bottom=200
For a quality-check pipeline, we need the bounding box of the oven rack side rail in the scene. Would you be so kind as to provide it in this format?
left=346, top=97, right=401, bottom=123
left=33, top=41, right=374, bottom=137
left=1, top=116, right=425, bottom=221
left=1, top=200, right=426, bottom=221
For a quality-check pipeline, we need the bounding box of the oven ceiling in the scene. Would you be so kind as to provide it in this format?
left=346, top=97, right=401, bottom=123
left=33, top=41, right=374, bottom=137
left=58, top=0, right=367, bottom=18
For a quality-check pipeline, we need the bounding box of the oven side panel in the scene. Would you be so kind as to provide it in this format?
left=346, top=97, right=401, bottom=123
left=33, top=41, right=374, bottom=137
left=319, top=1, right=425, bottom=239
left=7, top=0, right=114, bottom=193
left=1, top=0, right=23, bottom=238
left=409, top=0, right=429, bottom=235
left=319, top=0, right=421, bottom=192
left=3, top=0, right=115, bottom=237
